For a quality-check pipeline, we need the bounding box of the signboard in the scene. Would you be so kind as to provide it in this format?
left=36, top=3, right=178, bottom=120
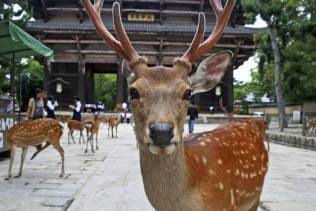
left=0, top=116, right=14, bottom=131
left=128, top=13, right=155, bottom=22
left=0, top=114, right=15, bottom=152
left=293, top=111, right=301, bottom=122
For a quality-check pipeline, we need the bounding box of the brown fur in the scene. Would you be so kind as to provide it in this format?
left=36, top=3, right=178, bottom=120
left=67, top=120, right=85, bottom=144
left=304, top=117, right=316, bottom=136
left=5, top=118, right=64, bottom=180
left=107, top=115, right=121, bottom=138
left=84, top=115, right=100, bottom=153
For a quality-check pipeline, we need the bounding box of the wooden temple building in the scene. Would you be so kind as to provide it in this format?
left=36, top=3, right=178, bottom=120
left=27, top=0, right=261, bottom=111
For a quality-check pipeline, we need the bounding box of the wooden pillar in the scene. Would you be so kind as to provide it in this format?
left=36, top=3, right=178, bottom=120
left=43, top=59, right=51, bottom=92
left=116, top=61, right=125, bottom=106
left=222, top=67, right=234, bottom=112
left=78, top=57, right=86, bottom=104
left=85, top=67, right=93, bottom=103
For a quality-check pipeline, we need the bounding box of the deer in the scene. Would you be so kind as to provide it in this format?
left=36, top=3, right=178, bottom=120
left=5, top=118, right=65, bottom=180
left=107, top=115, right=121, bottom=138
left=82, top=0, right=269, bottom=210
left=67, top=120, right=85, bottom=144
left=84, top=115, right=101, bottom=153
left=304, top=116, right=316, bottom=136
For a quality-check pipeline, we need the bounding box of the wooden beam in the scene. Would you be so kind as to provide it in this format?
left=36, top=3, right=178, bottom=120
left=42, top=39, right=255, bottom=49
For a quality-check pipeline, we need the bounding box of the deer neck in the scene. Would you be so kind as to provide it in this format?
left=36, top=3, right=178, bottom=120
left=138, top=140, right=196, bottom=210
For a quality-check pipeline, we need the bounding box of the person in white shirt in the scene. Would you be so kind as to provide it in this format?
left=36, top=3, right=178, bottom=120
left=46, top=95, right=58, bottom=119
left=69, top=96, right=81, bottom=121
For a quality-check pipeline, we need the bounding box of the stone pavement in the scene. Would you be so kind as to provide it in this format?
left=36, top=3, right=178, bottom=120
left=0, top=123, right=316, bottom=211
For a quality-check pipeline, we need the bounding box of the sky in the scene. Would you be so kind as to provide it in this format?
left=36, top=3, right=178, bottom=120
left=233, top=16, right=267, bottom=83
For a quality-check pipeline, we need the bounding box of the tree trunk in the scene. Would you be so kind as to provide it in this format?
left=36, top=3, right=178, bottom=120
left=267, top=25, right=288, bottom=131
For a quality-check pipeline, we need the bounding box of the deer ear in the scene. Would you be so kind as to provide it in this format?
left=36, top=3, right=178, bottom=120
left=121, top=60, right=136, bottom=85
left=188, top=51, right=232, bottom=95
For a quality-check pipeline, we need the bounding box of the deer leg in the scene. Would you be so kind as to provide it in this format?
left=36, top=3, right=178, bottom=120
left=52, top=142, right=65, bottom=177
left=16, top=147, right=28, bottom=178
left=108, top=125, right=110, bottom=138
left=247, top=198, right=260, bottom=211
left=96, top=132, right=99, bottom=150
left=30, top=142, right=51, bottom=160
left=5, top=144, right=16, bottom=180
left=81, top=131, right=85, bottom=144
left=112, top=127, right=114, bottom=138
left=115, top=126, right=118, bottom=138
left=68, top=130, right=71, bottom=144
left=91, top=135, right=95, bottom=153
left=85, top=130, right=89, bottom=153
left=71, top=131, right=76, bottom=144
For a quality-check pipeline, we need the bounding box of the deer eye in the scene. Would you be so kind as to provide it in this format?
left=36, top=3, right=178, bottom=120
left=129, top=88, right=140, bottom=100
left=182, top=89, right=192, bottom=101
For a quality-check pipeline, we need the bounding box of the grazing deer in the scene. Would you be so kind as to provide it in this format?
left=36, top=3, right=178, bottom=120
left=5, top=119, right=65, bottom=180
left=107, top=115, right=121, bottom=138
left=304, top=116, right=316, bottom=136
left=83, top=0, right=268, bottom=210
left=84, top=115, right=101, bottom=153
left=67, top=120, right=85, bottom=144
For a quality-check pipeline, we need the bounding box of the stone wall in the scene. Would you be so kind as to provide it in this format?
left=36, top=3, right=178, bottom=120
left=266, top=131, right=316, bottom=151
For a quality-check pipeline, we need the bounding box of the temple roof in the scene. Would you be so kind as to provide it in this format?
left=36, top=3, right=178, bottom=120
left=27, top=20, right=263, bottom=35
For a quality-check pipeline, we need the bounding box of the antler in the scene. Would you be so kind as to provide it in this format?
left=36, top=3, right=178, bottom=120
left=82, top=0, right=142, bottom=63
left=182, top=0, right=236, bottom=64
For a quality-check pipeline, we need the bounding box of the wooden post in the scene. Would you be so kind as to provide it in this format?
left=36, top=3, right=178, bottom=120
left=78, top=57, right=86, bottom=104
left=116, top=60, right=125, bottom=107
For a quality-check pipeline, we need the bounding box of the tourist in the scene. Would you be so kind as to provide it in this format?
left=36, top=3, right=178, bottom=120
left=46, top=95, right=58, bottom=119
left=69, top=96, right=81, bottom=121
left=187, top=100, right=198, bottom=133
left=26, top=88, right=45, bottom=120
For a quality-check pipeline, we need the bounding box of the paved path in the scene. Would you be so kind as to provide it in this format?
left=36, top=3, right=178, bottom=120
left=0, top=123, right=316, bottom=211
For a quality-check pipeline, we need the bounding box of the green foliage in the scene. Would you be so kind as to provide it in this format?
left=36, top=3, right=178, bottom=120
left=94, top=74, right=117, bottom=111
left=0, top=0, right=32, bottom=27
left=18, top=59, right=44, bottom=111
left=242, top=0, right=316, bottom=103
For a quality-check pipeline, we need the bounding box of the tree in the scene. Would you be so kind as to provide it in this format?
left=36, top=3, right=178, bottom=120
left=242, top=0, right=298, bottom=131
left=94, top=74, right=117, bottom=111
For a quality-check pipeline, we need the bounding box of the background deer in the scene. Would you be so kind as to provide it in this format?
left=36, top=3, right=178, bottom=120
left=304, top=116, right=316, bottom=136
left=5, top=119, right=64, bottom=180
left=83, top=0, right=268, bottom=210
left=106, top=115, right=121, bottom=138
left=84, top=115, right=100, bottom=153
left=67, top=120, right=85, bottom=144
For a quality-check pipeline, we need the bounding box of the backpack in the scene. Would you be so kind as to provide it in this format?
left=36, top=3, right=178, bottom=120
left=33, top=99, right=43, bottom=119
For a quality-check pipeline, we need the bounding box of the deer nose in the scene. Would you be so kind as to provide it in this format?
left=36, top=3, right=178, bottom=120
left=149, top=123, right=174, bottom=146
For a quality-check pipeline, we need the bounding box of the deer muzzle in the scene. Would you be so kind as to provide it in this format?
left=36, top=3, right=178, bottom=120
left=149, top=123, right=174, bottom=147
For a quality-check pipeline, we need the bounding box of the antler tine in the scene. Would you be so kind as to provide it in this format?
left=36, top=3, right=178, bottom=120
left=182, top=0, right=235, bottom=64
left=82, top=0, right=128, bottom=60
left=113, top=2, right=142, bottom=63
left=94, top=0, right=103, bottom=14
left=181, top=13, right=206, bottom=64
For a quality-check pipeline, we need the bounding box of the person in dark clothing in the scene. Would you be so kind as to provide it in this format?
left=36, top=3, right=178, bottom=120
left=46, top=95, right=58, bottom=119
left=187, top=101, right=198, bottom=133
left=69, top=96, right=81, bottom=121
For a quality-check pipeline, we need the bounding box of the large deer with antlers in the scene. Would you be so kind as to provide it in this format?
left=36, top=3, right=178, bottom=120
left=83, top=0, right=268, bottom=210
left=5, top=119, right=65, bottom=180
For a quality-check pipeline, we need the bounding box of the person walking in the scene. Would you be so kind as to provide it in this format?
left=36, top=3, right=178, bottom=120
left=187, top=101, right=198, bottom=133
left=69, top=96, right=82, bottom=121
left=46, top=95, right=58, bottom=119
left=26, top=88, right=45, bottom=120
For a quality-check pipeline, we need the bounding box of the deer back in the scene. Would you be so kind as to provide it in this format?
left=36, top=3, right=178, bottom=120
left=6, top=119, right=63, bottom=147
left=68, top=120, right=85, bottom=131
left=184, top=118, right=268, bottom=210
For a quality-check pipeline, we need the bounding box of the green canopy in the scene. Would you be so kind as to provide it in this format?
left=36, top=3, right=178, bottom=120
left=0, top=21, right=53, bottom=61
